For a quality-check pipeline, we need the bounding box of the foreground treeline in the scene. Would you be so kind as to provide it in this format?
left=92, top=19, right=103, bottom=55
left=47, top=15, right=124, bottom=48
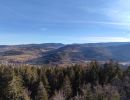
left=0, top=61, right=130, bottom=100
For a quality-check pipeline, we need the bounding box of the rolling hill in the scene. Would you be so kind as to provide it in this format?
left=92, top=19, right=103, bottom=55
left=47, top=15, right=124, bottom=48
left=29, top=42, right=130, bottom=64
left=0, top=43, right=64, bottom=64
left=0, top=42, right=130, bottom=65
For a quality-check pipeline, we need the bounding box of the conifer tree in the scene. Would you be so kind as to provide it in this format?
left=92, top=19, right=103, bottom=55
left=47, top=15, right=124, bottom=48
left=89, top=61, right=100, bottom=85
left=0, top=66, right=13, bottom=99
left=62, top=76, right=72, bottom=99
left=6, top=75, right=30, bottom=100
left=52, top=91, right=65, bottom=100
left=40, top=69, right=50, bottom=95
left=35, top=81, right=48, bottom=100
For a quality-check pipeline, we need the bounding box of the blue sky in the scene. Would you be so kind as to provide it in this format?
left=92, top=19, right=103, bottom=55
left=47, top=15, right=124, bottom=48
left=0, top=0, right=130, bottom=44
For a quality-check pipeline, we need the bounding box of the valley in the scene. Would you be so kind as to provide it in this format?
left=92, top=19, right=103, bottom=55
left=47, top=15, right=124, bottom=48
left=0, top=42, right=130, bottom=65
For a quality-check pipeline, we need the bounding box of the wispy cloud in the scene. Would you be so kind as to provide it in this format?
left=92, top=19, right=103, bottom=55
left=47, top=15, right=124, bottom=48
left=47, top=20, right=130, bottom=30
left=0, top=3, right=29, bottom=19
left=48, top=35, right=130, bottom=43
left=102, top=0, right=130, bottom=29
left=80, top=36, right=130, bottom=43
left=40, top=27, right=47, bottom=31
left=77, top=0, right=130, bottom=30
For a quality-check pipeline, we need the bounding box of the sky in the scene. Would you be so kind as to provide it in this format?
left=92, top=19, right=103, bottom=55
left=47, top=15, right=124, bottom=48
left=0, top=0, right=130, bottom=44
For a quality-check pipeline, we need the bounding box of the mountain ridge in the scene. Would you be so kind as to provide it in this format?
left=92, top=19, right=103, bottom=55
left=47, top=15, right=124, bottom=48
left=0, top=42, right=130, bottom=64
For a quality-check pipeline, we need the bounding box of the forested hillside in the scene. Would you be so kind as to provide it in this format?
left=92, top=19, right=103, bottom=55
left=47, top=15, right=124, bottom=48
left=0, top=43, right=64, bottom=64
left=0, top=61, right=130, bottom=100
left=34, top=43, right=130, bottom=64
left=0, top=42, right=130, bottom=65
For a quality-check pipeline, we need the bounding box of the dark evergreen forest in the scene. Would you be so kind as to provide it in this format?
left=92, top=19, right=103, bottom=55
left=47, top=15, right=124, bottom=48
left=0, top=61, right=130, bottom=100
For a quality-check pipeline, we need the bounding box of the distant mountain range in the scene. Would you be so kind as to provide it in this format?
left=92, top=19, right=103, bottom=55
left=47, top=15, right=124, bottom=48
left=0, top=42, right=130, bottom=65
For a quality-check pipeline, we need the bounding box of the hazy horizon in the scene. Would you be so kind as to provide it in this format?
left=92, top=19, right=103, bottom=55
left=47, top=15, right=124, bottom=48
left=0, top=41, right=130, bottom=46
